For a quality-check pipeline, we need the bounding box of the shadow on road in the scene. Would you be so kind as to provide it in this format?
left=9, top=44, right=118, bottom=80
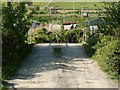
left=10, top=43, right=89, bottom=80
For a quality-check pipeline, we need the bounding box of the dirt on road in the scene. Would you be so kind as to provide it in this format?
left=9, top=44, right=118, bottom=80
left=7, top=43, right=118, bottom=88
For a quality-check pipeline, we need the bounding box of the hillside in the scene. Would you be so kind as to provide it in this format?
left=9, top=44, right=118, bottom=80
left=33, top=2, right=104, bottom=10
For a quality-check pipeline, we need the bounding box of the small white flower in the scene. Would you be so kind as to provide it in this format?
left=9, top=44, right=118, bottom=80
left=13, top=23, right=16, bottom=26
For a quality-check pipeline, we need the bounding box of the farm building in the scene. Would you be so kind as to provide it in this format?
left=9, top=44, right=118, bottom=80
left=84, top=18, right=105, bottom=26
left=50, top=7, right=57, bottom=14
left=28, top=21, right=79, bottom=32
left=62, top=23, right=78, bottom=30
left=48, top=24, right=61, bottom=31
left=82, top=12, right=88, bottom=17
left=89, top=25, right=99, bottom=30
left=46, top=23, right=78, bottom=31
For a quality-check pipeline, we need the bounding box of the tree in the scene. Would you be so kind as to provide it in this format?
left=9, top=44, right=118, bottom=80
left=103, top=2, right=120, bottom=37
left=2, top=2, right=30, bottom=76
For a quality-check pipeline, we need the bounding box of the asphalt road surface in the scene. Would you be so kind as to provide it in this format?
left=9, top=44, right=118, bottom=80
left=7, top=43, right=118, bottom=88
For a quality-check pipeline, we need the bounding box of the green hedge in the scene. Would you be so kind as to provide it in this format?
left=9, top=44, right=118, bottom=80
left=84, top=35, right=119, bottom=79
left=83, top=43, right=95, bottom=57
left=83, top=36, right=100, bottom=57
left=2, top=2, right=33, bottom=82
left=2, top=44, right=33, bottom=80
left=92, top=36, right=119, bottom=79
left=33, top=29, right=83, bottom=43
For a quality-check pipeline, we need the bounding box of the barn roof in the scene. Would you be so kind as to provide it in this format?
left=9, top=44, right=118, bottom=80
left=84, top=18, right=105, bottom=26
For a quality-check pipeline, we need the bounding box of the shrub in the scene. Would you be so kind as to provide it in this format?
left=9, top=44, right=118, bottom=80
left=83, top=36, right=100, bottom=57
left=83, top=2, right=120, bottom=80
left=83, top=43, right=95, bottom=57
left=87, top=36, right=100, bottom=46
left=34, top=29, right=83, bottom=43
left=2, top=2, right=32, bottom=80
left=93, top=36, right=119, bottom=79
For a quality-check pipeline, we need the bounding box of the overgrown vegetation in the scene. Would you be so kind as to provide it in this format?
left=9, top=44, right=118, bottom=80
left=31, top=15, right=85, bottom=25
left=29, top=14, right=86, bottom=44
left=83, top=2, right=120, bottom=79
left=2, top=2, right=32, bottom=86
left=1, top=2, right=119, bottom=89
left=83, top=36, right=100, bottom=57
left=93, top=36, right=119, bottom=79
left=33, top=29, right=83, bottom=43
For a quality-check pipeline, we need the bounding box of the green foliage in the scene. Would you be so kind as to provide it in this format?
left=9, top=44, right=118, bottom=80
left=84, top=35, right=119, bottom=79
left=83, top=36, right=100, bottom=57
left=102, top=2, right=120, bottom=37
left=93, top=36, right=119, bottom=79
left=2, top=2, right=32, bottom=81
left=34, top=29, right=83, bottom=43
left=84, top=2, right=120, bottom=80
left=34, top=29, right=50, bottom=43
left=1, top=85, right=7, bottom=90
left=87, top=36, right=100, bottom=46
left=83, top=43, right=95, bottom=57
left=2, top=45, right=33, bottom=80
left=31, top=15, right=82, bottom=25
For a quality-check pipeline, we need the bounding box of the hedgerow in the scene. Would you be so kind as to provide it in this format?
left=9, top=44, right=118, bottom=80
left=33, top=29, right=83, bottom=43
left=2, top=2, right=32, bottom=81
left=92, top=36, right=119, bottom=79
left=83, top=36, right=100, bottom=57
left=83, top=2, right=120, bottom=79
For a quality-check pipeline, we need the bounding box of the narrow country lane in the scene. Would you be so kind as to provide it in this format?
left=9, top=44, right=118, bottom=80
left=7, top=43, right=118, bottom=88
